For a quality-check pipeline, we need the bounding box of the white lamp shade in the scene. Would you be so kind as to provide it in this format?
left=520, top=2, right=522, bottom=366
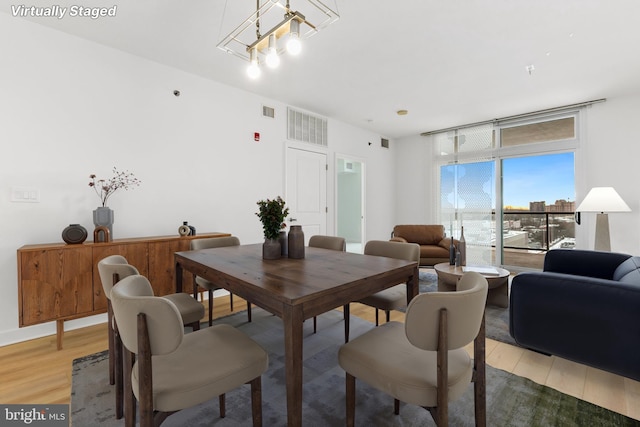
left=576, top=187, right=631, bottom=213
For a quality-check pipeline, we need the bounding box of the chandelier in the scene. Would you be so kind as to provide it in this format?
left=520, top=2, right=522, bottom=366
left=217, top=0, right=339, bottom=79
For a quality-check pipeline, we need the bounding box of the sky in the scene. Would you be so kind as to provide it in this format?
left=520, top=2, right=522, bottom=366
left=502, top=152, right=575, bottom=208
left=441, top=152, right=575, bottom=210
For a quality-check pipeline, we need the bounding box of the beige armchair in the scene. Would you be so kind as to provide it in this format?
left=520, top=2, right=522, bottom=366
left=338, top=271, right=488, bottom=426
left=111, top=274, right=268, bottom=427
left=97, top=255, right=204, bottom=420
left=390, top=224, right=458, bottom=266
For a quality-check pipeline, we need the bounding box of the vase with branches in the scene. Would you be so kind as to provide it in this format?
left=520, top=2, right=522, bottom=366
left=88, top=167, right=141, bottom=241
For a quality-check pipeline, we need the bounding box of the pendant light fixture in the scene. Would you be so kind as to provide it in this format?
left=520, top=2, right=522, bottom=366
left=217, top=0, right=339, bottom=79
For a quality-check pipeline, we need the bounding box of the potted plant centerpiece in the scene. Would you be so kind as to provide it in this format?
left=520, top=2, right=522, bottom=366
left=256, top=196, right=289, bottom=259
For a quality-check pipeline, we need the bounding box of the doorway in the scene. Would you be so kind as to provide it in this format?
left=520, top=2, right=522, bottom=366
left=336, top=155, right=365, bottom=253
left=285, top=146, right=327, bottom=243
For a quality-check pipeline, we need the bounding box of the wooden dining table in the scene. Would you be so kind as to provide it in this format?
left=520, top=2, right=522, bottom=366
left=174, top=243, right=419, bottom=427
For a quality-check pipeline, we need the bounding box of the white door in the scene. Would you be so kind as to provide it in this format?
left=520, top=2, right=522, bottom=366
left=286, top=147, right=327, bottom=242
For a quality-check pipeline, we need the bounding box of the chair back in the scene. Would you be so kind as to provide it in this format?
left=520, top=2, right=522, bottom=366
left=190, top=236, right=240, bottom=250
left=111, top=274, right=184, bottom=356
left=97, top=255, right=140, bottom=299
left=308, top=235, right=346, bottom=251
left=405, top=271, right=487, bottom=351
left=364, top=240, right=420, bottom=263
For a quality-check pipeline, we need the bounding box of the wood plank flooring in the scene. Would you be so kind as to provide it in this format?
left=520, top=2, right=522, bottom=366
left=1, top=293, right=638, bottom=421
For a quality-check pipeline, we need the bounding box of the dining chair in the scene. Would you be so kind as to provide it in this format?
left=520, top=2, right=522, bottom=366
left=343, top=240, right=420, bottom=342
left=111, top=274, right=268, bottom=427
left=338, top=271, right=488, bottom=426
left=190, top=236, right=252, bottom=326
left=97, top=255, right=205, bottom=419
left=308, top=235, right=346, bottom=333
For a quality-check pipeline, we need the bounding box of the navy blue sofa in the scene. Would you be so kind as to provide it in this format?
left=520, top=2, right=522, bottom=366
left=509, top=249, right=640, bottom=381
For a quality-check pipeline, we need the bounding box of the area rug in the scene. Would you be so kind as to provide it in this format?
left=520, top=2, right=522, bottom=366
left=71, top=309, right=638, bottom=426
left=419, top=270, right=515, bottom=346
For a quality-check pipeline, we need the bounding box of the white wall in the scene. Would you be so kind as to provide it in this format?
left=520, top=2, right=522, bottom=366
left=395, top=95, right=640, bottom=256
left=0, top=15, right=397, bottom=345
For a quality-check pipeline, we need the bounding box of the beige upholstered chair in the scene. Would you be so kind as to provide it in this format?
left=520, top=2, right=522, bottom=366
left=308, top=235, right=346, bottom=332
left=343, top=240, right=420, bottom=342
left=339, top=271, right=488, bottom=426
left=111, top=274, right=268, bottom=427
left=97, top=255, right=205, bottom=419
left=190, top=236, right=251, bottom=326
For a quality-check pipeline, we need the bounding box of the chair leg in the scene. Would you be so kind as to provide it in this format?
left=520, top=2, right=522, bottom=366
left=123, top=350, right=136, bottom=427
left=375, top=309, right=379, bottom=326
left=394, top=398, right=400, bottom=415
left=247, top=302, right=252, bottom=322
left=107, top=303, right=115, bottom=386
left=250, top=377, right=263, bottom=427
left=114, top=324, right=124, bottom=419
left=191, top=321, right=200, bottom=331
left=208, top=289, right=214, bottom=327
left=474, top=313, right=487, bottom=427
left=313, top=316, right=317, bottom=333
left=385, top=310, right=391, bottom=323
left=343, top=304, right=350, bottom=342
left=219, top=394, right=226, bottom=418
left=346, top=373, right=356, bottom=427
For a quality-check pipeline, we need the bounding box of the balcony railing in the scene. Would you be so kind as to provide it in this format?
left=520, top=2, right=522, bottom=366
left=500, top=210, right=575, bottom=269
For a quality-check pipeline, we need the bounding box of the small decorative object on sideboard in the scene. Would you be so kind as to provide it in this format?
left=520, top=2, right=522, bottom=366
left=61, top=224, right=88, bottom=244
left=178, top=221, right=196, bottom=236
left=288, top=225, right=305, bottom=259
left=89, top=167, right=141, bottom=240
left=256, top=196, right=289, bottom=260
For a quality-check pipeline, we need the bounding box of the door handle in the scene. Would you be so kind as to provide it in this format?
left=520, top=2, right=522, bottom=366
left=290, top=218, right=298, bottom=222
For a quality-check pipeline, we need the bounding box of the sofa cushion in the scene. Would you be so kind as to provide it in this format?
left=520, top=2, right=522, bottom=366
left=613, top=256, right=640, bottom=284
left=393, top=225, right=445, bottom=245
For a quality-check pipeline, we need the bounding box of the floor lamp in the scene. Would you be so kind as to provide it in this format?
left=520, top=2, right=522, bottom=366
left=576, top=187, right=631, bottom=251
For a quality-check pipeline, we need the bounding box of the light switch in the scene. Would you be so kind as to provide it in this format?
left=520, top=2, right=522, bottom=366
left=11, top=186, right=40, bottom=203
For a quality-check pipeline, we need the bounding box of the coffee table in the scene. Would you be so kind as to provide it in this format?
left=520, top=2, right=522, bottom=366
left=434, top=263, right=510, bottom=308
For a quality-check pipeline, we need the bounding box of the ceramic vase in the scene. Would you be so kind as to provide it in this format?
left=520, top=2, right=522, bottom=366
left=459, top=226, right=467, bottom=266
left=262, top=238, right=281, bottom=260
left=62, top=224, right=88, bottom=244
left=93, top=207, right=114, bottom=241
left=288, top=225, right=305, bottom=259
left=278, top=231, right=288, bottom=256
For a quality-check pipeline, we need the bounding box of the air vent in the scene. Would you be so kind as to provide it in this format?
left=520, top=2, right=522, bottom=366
left=381, top=138, right=389, bottom=148
left=287, top=107, right=328, bottom=147
left=262, top=105, right=275, bottom=118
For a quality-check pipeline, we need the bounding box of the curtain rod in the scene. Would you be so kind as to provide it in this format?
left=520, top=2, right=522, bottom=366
left=420, top=98, right=606, bottom=136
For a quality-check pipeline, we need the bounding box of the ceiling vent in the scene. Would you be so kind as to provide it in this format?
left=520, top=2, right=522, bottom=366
left=287, top=107, right=328, bottom=147
left=381, top=138, right=389, bottom=149
left=262, top=105, right=275, bottom=118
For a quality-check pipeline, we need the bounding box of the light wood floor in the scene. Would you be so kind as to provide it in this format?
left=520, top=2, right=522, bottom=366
left=1, top=294, right=639, bottom=422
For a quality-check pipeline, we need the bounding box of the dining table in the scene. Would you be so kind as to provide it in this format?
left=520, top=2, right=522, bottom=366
left=174, top=243, right=419, bottom=427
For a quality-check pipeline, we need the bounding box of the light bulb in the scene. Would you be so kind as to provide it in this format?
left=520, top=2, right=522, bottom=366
left=247, top=48, right=261, bottom=79
left=286, top=20, right=302, bottom=55
left=247, top=62, right=261, bottom=79
left=266, top=34, right=280, bottom=69
left=286, top=36, right=301, bottom=55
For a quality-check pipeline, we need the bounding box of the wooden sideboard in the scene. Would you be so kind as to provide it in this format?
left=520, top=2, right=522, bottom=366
left=17, top=232, right=230, bottom=349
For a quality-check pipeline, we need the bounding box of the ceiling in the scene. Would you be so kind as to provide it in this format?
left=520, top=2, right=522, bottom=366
left=9, top=0, right=640, bottom=139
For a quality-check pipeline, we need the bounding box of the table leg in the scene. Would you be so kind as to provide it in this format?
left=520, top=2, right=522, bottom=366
left=175, top=261, right=183, bottom=293
left=406, top=265, right=419, bottom=303
left=283, top=305, right=304, bottom=427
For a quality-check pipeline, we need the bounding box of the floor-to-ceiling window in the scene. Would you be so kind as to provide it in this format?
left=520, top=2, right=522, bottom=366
left=433, top=109, right=581, bottom=270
